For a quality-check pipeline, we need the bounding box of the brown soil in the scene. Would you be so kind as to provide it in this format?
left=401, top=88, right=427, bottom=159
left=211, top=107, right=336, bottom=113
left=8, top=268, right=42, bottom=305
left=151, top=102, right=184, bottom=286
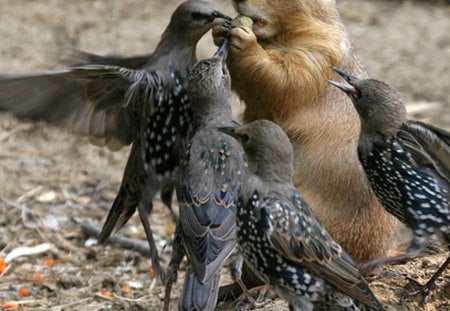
left=0, top=1, right=449, bottom=310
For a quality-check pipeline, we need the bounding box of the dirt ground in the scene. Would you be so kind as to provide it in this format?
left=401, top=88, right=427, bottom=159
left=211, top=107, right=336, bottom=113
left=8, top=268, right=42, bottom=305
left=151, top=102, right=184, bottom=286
left=0, top=0, right=449, bottom=310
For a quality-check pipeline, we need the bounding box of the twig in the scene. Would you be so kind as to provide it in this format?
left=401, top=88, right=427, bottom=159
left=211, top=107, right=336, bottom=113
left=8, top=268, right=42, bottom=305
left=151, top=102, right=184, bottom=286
left=112, top=293, right=154, bottom=302
left=0, top=125, right=31, bottom=142
left=4, top=243, right=54, bottom=263
left=17, top=186, right=45, bottom=203
left=1, top=298, right=49, bottom=306
left=72, top=218, right=151, bottom=256
left=0, top=243, right=55, bottom=278
left=43, top=298, right=92, bottom=311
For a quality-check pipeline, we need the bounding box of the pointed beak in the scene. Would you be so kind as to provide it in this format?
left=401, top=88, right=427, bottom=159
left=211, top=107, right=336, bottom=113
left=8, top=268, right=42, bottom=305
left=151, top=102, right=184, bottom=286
left=332, top=67, right=357, bottom=84
left=218, top=126, right=236, bottom=137
left=214, top=39, right=230, bottom=61
left=218, top=126, right=244, bottom=141
left=328, top=80, right=360, bottom=99
left=211, top=11, right=231, bottom=21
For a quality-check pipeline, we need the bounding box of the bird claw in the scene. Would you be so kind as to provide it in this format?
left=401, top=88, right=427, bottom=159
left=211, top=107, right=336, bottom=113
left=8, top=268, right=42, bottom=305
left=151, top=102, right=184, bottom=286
left=235, top=285, right=273, bottom=310
left=402, top=276, right=445, bottom=305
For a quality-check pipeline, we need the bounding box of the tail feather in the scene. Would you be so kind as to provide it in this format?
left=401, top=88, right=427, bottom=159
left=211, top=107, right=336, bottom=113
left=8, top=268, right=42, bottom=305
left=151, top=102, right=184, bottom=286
left=179, top=266, right=221, bottom=311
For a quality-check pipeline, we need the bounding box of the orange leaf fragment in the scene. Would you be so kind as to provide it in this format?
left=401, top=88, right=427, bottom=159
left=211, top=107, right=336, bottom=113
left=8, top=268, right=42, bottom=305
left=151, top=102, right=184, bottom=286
left=34, top=273, right=44, bottom=282
left=95, top=290, right=114, bottom=301
left=19, top=288, right=30, bottom=297
left=0, top=257, right=6, bottom=274
left=0, top=302, right=20, bottom=310
left=122, top=283, right=131, bottom=293
left=44, top=258, right=56, bottom=267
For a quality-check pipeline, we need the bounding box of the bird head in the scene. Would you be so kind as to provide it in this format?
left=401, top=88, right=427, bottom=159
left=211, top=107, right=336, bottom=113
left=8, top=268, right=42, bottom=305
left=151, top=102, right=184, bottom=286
left=220, top=120, right=294, bottom=183
left=169, top=0, right=231, bottom=42
left=188, top=40, right=232, bottom=124
left=329, top=67, right=407, bottom=137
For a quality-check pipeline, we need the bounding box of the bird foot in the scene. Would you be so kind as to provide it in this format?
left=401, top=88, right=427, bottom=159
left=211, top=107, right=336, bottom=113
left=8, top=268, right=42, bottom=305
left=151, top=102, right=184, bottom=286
left=402, top=276, right=446, bottom=305
left=234, top=285, right=273, bottom=310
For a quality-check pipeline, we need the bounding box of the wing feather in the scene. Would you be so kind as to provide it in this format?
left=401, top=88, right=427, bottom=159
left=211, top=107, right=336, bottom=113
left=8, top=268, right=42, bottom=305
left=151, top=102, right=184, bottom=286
left=0, top=63, right=162, bottom=150
left=263, top=190, right=383, bottom=309
left=177, top=130, right=244, bottom=283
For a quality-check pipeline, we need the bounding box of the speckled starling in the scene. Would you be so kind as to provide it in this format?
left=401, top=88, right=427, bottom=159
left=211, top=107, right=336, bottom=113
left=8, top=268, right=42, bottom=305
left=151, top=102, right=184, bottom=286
left=329, top=68, right=450, bottom=299
left=0, top=0, right=230, bottom=278
left=220, top=120, right=385, bottom=311
left=164, top=41, right=246, bottom=311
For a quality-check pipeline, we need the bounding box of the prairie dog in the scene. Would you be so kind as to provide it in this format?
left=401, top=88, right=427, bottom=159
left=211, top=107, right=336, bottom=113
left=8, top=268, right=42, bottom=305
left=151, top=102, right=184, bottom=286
left=213, top=0, right=398, bottom=260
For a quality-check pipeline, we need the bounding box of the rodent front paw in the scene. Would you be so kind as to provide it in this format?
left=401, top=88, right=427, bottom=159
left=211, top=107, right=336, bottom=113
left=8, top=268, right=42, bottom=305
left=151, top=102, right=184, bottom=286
left=212, top=18, right=232, bottom=47
left=230, top=26, right=257, bottom=51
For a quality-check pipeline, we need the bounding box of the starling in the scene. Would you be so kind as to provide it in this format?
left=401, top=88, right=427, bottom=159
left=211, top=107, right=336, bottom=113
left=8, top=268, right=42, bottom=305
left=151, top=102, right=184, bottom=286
left=329, top=68, right=450, bottom=300
left=220, top=120, right=385, bottom=311
left=163, top=41, right=246, bottom=311
left=0, top=0, right=230, bottom=277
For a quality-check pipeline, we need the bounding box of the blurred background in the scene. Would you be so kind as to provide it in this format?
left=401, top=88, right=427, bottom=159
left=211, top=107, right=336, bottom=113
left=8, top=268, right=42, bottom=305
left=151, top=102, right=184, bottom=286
left=0, top=1, right=448, bottom=310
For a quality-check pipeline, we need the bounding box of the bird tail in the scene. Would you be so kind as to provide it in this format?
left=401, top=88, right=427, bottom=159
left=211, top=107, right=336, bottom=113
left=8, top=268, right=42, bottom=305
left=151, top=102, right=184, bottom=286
left=98, top=185, right=138, bottom=243
left=179, top=265, right=221, bottom=311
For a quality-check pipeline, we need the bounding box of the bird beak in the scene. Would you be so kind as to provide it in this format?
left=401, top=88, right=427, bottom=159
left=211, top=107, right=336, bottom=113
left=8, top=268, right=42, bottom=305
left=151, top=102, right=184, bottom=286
left=218, top=126, right=245, bottom=142
left=328, top=80, right=360, bottom=99
left=332, top=67, right=357, bottom=84
left=211, top=11, right=232, bottom=21
left=214, top=39, right=230, bottom=61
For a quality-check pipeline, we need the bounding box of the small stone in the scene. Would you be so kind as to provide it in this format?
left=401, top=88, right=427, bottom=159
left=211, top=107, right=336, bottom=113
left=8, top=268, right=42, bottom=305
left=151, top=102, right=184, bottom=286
left=232, top=15, right=253, bottom=28
left=421, top=258, right=431, bottom=268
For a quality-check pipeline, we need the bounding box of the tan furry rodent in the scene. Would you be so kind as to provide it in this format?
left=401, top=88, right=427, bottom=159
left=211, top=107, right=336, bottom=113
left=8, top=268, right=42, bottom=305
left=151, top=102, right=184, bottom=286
left=213, top=0, right=398, bottom=261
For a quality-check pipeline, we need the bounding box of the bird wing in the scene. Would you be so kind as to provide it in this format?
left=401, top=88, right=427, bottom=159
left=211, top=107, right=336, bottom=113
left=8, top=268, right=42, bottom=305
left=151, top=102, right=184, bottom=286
left=68, top=50, right=153, bottom=69
left=263, top=189, right=383, bottom=309
left=178, top=130, right=244, bottom=283
left=401, top=121, right=450, bottom=180
left=0, top=63, right=162, bottom=150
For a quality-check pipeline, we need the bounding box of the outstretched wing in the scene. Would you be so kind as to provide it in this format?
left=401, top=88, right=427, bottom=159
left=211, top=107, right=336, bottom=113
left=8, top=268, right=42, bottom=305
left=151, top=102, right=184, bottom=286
left=68, top=50, right=153, bottom=69
left=0, top=63, right=162, bottom=150
left=263, top=189, right=383, bottom=310
left=177, top=130, right=245, bottom=283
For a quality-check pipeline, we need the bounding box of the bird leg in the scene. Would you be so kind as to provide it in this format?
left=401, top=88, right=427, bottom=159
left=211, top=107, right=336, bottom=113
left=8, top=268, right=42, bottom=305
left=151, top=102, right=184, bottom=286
left=161, top=186, right=177, bottom=223
left=231, top=253, right=272, bottom=309
left=163, top=221, right=184, bottom=311
left=138, top=203, right=163, bottom=280
left=358, top=254, right=412, bottom=273
left=404, top=254, right=450, bottom=304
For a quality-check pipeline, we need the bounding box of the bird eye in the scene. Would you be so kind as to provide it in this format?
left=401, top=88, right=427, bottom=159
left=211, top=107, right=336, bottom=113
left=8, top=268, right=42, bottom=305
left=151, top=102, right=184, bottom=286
left=241, top=134, right=250, bottom=144
left=191, top=12, right=207, bottom=20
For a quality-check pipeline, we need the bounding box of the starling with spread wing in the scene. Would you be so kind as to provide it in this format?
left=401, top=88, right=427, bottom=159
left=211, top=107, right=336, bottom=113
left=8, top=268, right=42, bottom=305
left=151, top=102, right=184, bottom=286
left=330, top=68, right=450, bottom=302
left=0, top=0, right=230, bottom=278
